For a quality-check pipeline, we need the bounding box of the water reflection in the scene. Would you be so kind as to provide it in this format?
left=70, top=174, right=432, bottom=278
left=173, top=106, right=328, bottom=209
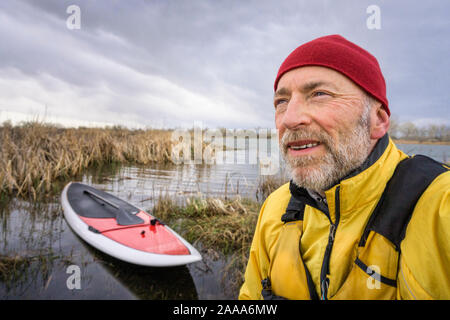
left=79, top=238, right=198, bottom=300
left=84, top=161, right=265, bottom=213
left=0, top=197, right=199, bottom=299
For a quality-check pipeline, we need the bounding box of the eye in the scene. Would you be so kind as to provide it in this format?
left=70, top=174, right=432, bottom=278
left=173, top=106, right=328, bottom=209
left=274, top=98, right=288, bottom=109
left=311, top=91, right=328, bottom=98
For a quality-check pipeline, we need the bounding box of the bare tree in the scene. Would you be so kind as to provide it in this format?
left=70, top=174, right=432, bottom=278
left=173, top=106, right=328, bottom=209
left=388, top=115, right=400, bottom=139
left=399, top=122, right=418, bottom=140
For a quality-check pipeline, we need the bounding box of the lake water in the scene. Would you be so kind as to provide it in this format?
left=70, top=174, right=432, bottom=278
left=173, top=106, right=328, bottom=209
left=0, top=142, right=448, bottom=299
left=396, top=143, right=449, bottom=163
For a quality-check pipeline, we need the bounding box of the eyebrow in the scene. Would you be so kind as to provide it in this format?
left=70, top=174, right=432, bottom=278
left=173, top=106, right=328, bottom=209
left=274, top=81, right=337, bottom=98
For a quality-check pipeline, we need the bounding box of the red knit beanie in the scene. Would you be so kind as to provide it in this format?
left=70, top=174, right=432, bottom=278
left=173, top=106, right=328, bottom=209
left=274, top=35, right=390, bottom=116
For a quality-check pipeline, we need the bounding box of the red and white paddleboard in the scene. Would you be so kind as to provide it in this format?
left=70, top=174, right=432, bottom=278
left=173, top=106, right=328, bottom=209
left=61, top=182, right=202, bottom=267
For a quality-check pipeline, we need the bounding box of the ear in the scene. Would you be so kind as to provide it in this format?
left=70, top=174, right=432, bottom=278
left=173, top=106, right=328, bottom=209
left=370, top=103, right=390, bottom=140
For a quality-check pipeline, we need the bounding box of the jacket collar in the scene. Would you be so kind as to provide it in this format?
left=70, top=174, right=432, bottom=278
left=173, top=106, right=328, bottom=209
left=289, top=134, right=391, bottom=214
left=340, top=133, right=389, bottom=181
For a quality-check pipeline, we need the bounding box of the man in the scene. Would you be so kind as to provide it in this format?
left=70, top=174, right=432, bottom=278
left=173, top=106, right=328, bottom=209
left=239, top=35, right=450, bottom=300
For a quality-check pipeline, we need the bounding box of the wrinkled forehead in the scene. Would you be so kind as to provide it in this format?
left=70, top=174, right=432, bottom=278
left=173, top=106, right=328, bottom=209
left=275, top=65, right=365, bottom=96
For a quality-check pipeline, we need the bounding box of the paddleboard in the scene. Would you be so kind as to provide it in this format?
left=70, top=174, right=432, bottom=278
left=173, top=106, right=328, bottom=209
left=61, top=182, right=202, bottom=267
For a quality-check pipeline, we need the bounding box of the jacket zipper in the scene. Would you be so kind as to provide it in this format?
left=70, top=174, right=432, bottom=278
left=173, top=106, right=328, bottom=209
left=319, top=186, right=340, bottom=300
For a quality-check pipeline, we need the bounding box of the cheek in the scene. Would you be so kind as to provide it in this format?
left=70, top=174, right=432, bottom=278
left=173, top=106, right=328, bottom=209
left=311, top=110, right=342, bottom=140
left=315, top=101, right=362, bottom=139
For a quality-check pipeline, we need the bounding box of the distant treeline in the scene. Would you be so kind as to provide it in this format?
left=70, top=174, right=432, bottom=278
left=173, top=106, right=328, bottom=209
left=388, top=119, right=450, bottom=142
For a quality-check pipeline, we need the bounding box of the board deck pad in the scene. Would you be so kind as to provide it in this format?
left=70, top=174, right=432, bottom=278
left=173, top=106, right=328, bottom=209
left=66, top=182, right=190, bottom=256
left=67, top=182, right=140, bottom=219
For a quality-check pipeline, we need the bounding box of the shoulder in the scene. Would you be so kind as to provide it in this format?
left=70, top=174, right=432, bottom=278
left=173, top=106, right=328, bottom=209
left=408, top=169, right=450, bottom=229
left=259, top=182, right=291, bottom=224
left=400, top=170, right=450, bottom=299
left=255, top=182, right=291, bottom=251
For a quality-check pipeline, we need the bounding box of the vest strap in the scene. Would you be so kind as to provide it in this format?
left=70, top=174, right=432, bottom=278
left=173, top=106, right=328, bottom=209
left=354, top=257, right=397, bottom=287
left=261, top=278, right=287, bottom=300
left=359, top=155, right=448, bottom=250
left=281, top=197, right=305, bottom=223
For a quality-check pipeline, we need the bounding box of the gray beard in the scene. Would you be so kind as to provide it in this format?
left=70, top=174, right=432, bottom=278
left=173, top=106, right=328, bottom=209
left=281, top=107, right=372, bottom=193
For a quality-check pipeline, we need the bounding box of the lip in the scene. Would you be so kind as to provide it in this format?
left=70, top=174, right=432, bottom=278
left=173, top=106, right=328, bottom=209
left=286, top=140, right=321, bottom=156
left=286, top=140, right=320, bottom=147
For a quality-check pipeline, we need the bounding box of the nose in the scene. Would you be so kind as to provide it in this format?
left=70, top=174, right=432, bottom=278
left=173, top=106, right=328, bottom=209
left=280, top=95, right=312, bottom=130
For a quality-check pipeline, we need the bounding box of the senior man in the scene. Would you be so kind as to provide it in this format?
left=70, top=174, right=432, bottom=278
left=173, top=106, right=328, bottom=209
left=239, top=35, right=450, bottom=300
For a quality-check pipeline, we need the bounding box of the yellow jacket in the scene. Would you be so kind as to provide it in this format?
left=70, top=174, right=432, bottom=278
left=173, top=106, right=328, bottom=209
left=239, top=135, right=450, bottom=300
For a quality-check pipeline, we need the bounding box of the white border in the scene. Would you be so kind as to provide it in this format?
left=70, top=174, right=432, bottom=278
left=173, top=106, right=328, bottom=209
left=61, top=182, right=202, bottom=267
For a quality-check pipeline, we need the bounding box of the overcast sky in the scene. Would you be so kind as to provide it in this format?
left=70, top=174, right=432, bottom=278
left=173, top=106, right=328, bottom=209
left=0, top=0, right=449, bottom=129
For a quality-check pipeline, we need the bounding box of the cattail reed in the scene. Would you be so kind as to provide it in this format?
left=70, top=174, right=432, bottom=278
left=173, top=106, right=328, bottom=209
left=0, top=122, right=174, bottom=200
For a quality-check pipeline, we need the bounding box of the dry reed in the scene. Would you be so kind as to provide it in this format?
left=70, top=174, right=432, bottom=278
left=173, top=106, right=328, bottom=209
left=153, top=194, right=259, bottom=256
left=0, top=121, right=174, bottom=200
left=152, top=194, right=261, bottom=294
left=0, top=255, right=31, bottom=283
left=256, top=174, right=288, bottom=202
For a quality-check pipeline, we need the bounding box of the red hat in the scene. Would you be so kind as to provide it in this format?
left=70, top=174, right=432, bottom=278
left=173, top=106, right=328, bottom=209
left=274, top=35, right=390, bottom=116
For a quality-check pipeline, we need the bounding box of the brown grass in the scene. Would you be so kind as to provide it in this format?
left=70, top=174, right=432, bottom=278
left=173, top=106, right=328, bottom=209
left=152, top=194, right=261, bottom=295
left=0, top=122, right=173, bottom=200
left=154, top=195, right=259, bottom=253
left=256, top=174, right=288, bottom=202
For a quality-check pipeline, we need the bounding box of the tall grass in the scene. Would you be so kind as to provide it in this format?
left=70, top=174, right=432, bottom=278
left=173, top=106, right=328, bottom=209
left=154, top=196, right=259, bottom=253
left=0, top=121, right=173, bottom=200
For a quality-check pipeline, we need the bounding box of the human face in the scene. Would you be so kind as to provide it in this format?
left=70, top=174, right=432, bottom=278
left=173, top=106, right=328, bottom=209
left=274, top=66, right=372, bottom=192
